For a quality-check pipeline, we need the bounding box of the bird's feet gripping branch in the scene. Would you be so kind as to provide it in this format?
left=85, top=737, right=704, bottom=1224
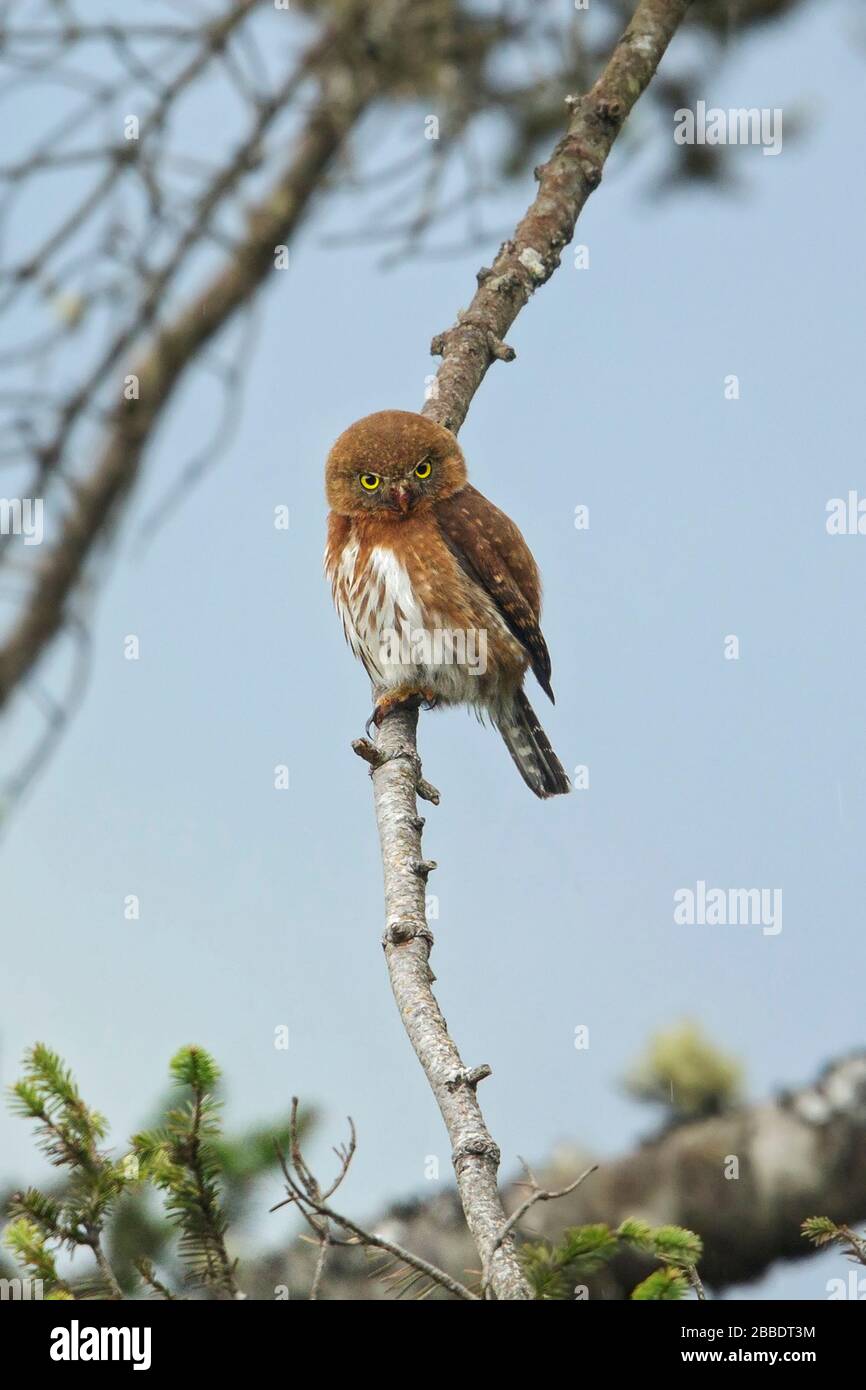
left=365, top=685, right=439, bottom=736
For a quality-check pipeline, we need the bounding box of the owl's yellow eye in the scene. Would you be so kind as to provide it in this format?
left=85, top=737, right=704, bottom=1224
left=414, top=459, right=432, bottom=480
left=359, top=473, right=380, bottom=491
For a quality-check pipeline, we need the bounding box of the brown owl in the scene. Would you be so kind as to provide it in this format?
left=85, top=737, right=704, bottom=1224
left=324, top=410, right=571, bottom=798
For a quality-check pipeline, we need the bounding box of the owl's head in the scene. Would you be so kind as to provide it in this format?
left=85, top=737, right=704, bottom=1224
left=325, top=410, right=467, bottom=519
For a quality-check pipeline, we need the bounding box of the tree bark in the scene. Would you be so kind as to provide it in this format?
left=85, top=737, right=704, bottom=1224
left=362, top=0, right=695, bottom=1299
left=362, top=709, right=529, bottom=1299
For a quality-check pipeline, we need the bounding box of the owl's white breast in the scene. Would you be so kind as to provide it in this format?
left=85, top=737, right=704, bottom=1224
left=328, top=536, right=499, bottom=705
left=367, top=545, right=427, bottom=636
left=331, top=541, right=427, bottom=687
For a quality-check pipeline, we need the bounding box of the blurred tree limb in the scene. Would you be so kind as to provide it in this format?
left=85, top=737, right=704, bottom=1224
left=262, top=1052, right=866, bottom=1299
left=0, top=0, right=403, bottom=715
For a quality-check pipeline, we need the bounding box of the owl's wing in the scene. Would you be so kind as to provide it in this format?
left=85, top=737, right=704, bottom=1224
left=434, top=483, right=555, bottom=702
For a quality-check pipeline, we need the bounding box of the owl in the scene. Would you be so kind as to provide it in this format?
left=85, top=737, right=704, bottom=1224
left=324, top=410, right=570, bottom=798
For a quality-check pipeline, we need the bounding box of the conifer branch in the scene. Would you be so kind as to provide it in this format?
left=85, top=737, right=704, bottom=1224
left=519, top=1217, right=703, bottom=1300
left=136, top=1046, right=241, bottom=1299
left=6, top=1044, right=127, bottom=1298
left=135, top=1258, right=182, bottom=1301
left=5, top=1043, right=293, bottom=1301
left=802, top=1216, right=866, bottom=1266
left=89, top=1234, right=124, bottom=1301
left=686, top=1263, right=707, bottom=1300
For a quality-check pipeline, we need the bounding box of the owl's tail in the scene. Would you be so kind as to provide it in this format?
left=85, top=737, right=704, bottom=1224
left=496, top=689, right=571, bottom=799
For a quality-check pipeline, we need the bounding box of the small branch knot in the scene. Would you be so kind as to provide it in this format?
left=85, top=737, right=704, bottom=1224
left=595, top=96, right=624, bottom=124
left=431, top=316, right=515, bottom=369
left=351, top=736, right=383, bottom=768
left=416, top=776, right=440, bottom=804
left=352, top=737, right=440, bottom=803
left=486, top=331, right=516, bottom=362
left=446, top=1065, right=493, bottom=1092
left=410, top=858, right=437, bottom=880
left=452, top=1136, right=501, bottom=1167
left=382, top=919, right=433, bottom=948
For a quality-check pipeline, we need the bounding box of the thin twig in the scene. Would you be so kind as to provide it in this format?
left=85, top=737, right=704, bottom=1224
left=495, top=1162, right=599, bottom=1261
left=685, top=1262, right=707, bottom=1301
left=272, top=1101, right=478, bottom=1301
left=89, top=1233, right=124, bottom=1301
left=309, top=1225, right=331, bottom=1301
left=277, top=1163, right=479, bottom=1303
left=135, top=1257, right=183, bottom=1301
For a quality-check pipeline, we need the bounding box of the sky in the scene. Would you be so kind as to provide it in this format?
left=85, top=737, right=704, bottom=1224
left=2, top=1, right=864, bottom=1300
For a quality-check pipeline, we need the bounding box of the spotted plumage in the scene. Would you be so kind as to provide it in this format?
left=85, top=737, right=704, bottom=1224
left=324, top=410, right=570, bottom=798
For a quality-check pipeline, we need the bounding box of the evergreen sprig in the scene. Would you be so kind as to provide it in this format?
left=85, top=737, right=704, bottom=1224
left=5, top=1043, right=312, bottom=1300
left=519, top=1218, right=704, bottom=1300
left=802, top=1216, right=866, bottom=1266
left=133, top=1045, right=238, bottom=1298
left=9, top=1043, right=108, bottom=1173
left=4, top=1045, right=130, bottom=1298
left=631, top=1266, right=691, bottom=1300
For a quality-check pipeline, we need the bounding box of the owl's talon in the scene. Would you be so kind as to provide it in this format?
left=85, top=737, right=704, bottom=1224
left=365, top=704, right=396, bottom=734
left=368, top=688, right=437, bottom=731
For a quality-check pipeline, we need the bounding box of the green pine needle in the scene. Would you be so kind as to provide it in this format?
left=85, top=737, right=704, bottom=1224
left=169, top=1046, right=221, bottom=1092
left=631, top=1266, right=690, bottom=1300
left=801, top=1216, right=839, bottom=1247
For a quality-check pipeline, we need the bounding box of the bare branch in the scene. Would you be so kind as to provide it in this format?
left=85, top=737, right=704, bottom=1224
left=422, top=0, right=694, bottom=434
left=490, top=1161, right=599, bottom=1265
left=362, top=0, right=694, bottom=1302
left=273, top=1098, right=478, bottom=1302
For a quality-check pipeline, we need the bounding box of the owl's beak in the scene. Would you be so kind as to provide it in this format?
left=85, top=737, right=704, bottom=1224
left=391, top=485, right=410, bottom=513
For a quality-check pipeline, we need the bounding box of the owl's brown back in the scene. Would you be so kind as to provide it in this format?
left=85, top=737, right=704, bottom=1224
left=433, top=484, right=553, bottom=701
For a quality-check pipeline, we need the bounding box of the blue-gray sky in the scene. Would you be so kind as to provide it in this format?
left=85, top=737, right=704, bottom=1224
left=2, top=1, right=864, bottom=1299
